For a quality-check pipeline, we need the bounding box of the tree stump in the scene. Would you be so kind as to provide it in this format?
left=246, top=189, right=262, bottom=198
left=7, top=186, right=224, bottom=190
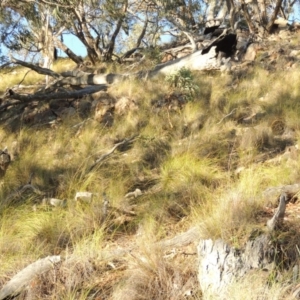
left=197, top=193, right=287, bottom=297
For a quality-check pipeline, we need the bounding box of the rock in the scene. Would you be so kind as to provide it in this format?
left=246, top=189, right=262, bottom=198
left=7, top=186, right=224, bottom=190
left=125, top=188, right=142, bottom=199
left=74, top=191, right=93, bottom=202
left=274, top=18, right=289, bottom=27
left=290, top=50, right=300, bottom=57
left=42, top=198, right=67, bottom=207
left=115, top=97, right=138, bottom=115
left=91, top=91, right=115, bottom=105
left=220, top=57, right=231, bottom=73
left=278, top=30, right=290, bottom=39
left=93, top=93, right=115, bottom=126
left=54, top=107, right=76, bottom=118
left=270, top=119, right=285, bottom=135
left=244, top=43, right=258, bottom=61
left=72, top=99, right=91, bottom=117
left=23, top=107, right=57, bottom=124
left=49, top=99, right=69, bottom=110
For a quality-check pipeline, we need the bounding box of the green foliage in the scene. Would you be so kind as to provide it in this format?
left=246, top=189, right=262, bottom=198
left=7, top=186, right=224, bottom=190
left=144, top=47, right=162, bottom=64
left=165, top=67, right=199, bottom=100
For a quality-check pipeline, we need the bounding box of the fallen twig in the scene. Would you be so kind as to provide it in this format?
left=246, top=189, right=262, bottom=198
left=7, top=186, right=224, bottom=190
left=217, top=108, right=237, bottom=124
left=4, top=184, right=45, bottom=205
left=88, top=136, right=137, bottom=172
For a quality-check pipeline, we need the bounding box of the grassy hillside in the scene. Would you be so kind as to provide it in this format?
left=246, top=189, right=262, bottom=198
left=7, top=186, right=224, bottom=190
left=1, top=46, right=300, bottom=299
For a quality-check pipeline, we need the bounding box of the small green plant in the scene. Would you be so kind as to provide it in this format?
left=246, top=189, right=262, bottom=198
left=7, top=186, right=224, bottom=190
left=165, top=67, right=199, bottom=100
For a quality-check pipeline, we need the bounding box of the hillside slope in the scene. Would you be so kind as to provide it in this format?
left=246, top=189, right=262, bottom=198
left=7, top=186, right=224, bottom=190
left=1, top=32, right=300, bottom=299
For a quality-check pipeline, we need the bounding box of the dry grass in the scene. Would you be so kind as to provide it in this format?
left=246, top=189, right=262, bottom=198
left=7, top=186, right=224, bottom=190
left=0, top=53, right=300, bottom=299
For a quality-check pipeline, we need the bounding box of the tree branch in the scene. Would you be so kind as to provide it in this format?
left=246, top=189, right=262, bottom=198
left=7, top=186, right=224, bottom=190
left=4, top=85, right=107, bottom=104
left=88, top=136, right=136, bottom=172
left=11, top=57, right=61, bottom=79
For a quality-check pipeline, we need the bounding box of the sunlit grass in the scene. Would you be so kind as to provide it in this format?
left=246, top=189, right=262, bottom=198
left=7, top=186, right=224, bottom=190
left=0, top=56, right=300, bottom=298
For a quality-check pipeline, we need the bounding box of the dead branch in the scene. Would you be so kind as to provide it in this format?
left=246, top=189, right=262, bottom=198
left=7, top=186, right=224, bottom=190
left=267, top=193, right=287, bottom=231
left=11, top=57, right=61, bottom=79
left=263, top=183, right=300, bottom=206
left=17, top=70, right=33, bottom=87
left=157, top=226, right=200, bottom=248
left=217, top=108, right=237, bottom=124
left=88, top=136, right=136, bottom=172
left=4, top=184, right=45, bottom=205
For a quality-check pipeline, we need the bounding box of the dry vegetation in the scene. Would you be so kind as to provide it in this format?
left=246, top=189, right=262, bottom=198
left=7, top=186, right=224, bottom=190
left=1, top=41, right=300, bottom=299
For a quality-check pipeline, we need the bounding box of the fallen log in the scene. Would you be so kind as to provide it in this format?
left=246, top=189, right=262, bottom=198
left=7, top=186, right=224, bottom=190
left=1, top=84, right=107, bottom=108
left=0, top=256, right=61, bottom=300
left=197, top=192, right=288, bottom=297
left=1, top=36, right=238, bottom=106
left=263, top=183, right=300, bottom=206
left=42, top=46, right=222, bottom=86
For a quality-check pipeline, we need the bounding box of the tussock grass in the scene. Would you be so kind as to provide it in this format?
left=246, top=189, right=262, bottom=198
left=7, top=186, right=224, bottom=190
left=0, top=58, right=77, bottom=94
left=202, top=271, right=292, bottom=300
left=112, top=218, right=200, bottom=299
left=194, top=159, right=296, bottom=245
left=161, top=153, right=224, bottom=191
left=1, top=56, right=300, bottom=299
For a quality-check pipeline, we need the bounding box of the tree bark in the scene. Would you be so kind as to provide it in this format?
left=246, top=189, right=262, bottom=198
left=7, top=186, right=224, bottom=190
left=104, top=0, right=129, bottom=61
left=241, top=1, right=257, bottom=33
left=267, top=0, right=284, bottom=32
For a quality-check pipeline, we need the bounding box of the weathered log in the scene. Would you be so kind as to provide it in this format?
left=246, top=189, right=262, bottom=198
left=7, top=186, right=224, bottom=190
left=197, top=193, right=287, bottom=297
left=3, top=84, right=107, bottom=105
left=4, top=41, right=231, bottom=105
left=267, top=193, right=286, bottom=230
left=0, top=256, right=61, bottom=300
left=49, top=47, right=221, bottom=87
left=263, top=184, right=300, bottom=206
left=10, top=45, right=222, bottom=87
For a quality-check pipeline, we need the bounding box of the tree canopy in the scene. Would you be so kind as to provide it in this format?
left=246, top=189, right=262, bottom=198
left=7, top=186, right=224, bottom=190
left=0, top=0, right=296, bottom=67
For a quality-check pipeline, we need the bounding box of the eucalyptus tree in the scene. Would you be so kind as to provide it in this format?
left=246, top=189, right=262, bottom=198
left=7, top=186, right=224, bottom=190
left=0, top=0, right=72, bottom=69
left=203, top=0, right=291, bottom=36
left=40, top=0, right=131, bottom=63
